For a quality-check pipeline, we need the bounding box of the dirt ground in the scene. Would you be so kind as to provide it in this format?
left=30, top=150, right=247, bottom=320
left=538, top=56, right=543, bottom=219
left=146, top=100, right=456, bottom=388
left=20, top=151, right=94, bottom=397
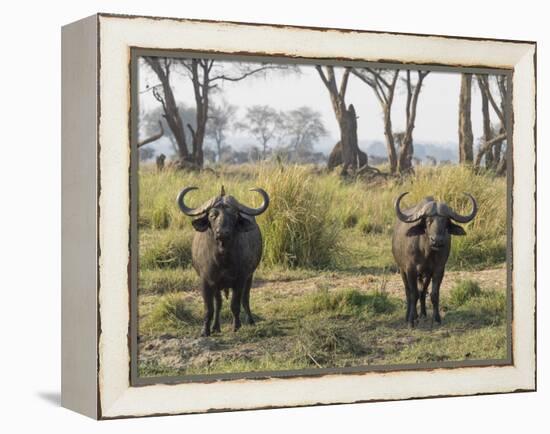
left=252, top=266, right=506, bottom=297
left=137, top=266, right=507, bottom=377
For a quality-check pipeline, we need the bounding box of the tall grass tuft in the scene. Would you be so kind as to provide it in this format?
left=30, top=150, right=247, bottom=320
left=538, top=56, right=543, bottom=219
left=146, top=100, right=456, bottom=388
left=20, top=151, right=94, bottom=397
left=151, top=204, right=172, bottom=229
left=256, top=164, right=348, bottom=269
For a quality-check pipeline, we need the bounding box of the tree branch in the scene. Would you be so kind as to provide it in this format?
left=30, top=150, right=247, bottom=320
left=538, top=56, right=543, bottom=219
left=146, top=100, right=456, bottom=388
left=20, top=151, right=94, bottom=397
left=351, top=68, right=376, bottom=88
left=139, top=83, right=163, bottom=94
left=474, top=132, right=507, bottom=167
left=209, top=65, right=285, bottom=83
left=137, top=120, right=164, bottom=148
left=365, top=67, right=391, bottom=88
left=315, top=65, right=330, bottom=89
left=187, top=123, right=196, bottom=141
left=339, top=67, right=351, bottom=98
left=351, top=68, right=385, bottom=104
left=478, top=76, right=505, bottom=125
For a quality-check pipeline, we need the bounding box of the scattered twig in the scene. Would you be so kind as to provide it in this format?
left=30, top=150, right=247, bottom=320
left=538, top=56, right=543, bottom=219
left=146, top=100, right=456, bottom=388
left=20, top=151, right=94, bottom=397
left=307, top=353, right=323, bottom=369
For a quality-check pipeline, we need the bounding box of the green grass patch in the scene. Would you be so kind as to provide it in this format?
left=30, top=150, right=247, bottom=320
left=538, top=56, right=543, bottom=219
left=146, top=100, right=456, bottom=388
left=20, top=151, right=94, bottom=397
left=140, top=229, right=193, bottom=269
left=449, top=279, right=482, bottom=307
left=141, top=293, right=202, bottom=336
left=139, top=268, right=198, bottom=294
left=298, top=288, right=397, bottom=316
left=444, top=289, right=506, bottom=327
left=389, top=326, right=507, bottom=364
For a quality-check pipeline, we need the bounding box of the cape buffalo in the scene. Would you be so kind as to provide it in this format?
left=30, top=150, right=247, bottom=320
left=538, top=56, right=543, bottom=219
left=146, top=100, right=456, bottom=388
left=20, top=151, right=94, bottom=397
left=177, top=186, right=269, bottom=336
left=391, top=192, right=477, bottom=327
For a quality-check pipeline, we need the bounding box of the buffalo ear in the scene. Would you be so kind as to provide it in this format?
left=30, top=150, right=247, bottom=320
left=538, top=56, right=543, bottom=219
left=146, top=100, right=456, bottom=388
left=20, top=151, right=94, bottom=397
left=236, top=214, right=256, bottom=232
left=406, top=222, right=425, bottom=236
left=191, top=216, right=209, bottom=232
left=449, top=222, right=466, bottom=236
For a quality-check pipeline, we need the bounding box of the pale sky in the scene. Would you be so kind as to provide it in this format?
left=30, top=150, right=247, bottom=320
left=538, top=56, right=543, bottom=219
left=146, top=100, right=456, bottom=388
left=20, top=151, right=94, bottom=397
left=138, top=57, right=503, bottom=156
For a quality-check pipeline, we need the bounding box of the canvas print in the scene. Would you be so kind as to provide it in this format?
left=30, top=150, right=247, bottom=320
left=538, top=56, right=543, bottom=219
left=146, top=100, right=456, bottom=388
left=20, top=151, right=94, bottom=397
left=133, top=54, right=510, bottom=380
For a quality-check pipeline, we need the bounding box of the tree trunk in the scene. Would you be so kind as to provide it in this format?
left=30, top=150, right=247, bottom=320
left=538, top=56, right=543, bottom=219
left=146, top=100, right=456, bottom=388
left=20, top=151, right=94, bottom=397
left=458, top=73, right=474, bottom=164
left=144, top=58, right=189, bottom=160
left=189, top=60, right=208, bottom=167
left=216, top=139, right=222, bottom=162
left=397, top=71, right=428, bottom=174
left=478, top=77, right=493, bottom=169
left=333, top=103, right=358, bottom=173
left=316, top=66, right=364, bottom=173
left=397, top=133, right=414, bottom=174
left=496, top=153, right=507, bottom=176
left=340, top=104, right=360, bottom=171
left=383, top=106, right=397, bottom=173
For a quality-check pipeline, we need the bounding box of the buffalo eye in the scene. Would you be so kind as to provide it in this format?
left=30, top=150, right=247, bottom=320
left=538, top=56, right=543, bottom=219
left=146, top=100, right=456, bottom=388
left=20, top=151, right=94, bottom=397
left=209, top=210, right=219, bottom=220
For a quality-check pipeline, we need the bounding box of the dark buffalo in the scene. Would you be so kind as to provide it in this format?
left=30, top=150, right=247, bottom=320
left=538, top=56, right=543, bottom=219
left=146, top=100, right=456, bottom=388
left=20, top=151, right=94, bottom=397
left=177, top=186, right=269, bottom=336
left=391, top=193, right=477, bottom=327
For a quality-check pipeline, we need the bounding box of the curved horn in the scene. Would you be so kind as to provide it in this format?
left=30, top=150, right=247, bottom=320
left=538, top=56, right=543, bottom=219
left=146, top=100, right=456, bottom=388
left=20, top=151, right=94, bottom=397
left=176, top=187, right=214, bottom=216
left=235, top=188, right=270, bottom=216
left=395, top=192, right=423, bottom=223
left=446, top=193, right=478, bottom=223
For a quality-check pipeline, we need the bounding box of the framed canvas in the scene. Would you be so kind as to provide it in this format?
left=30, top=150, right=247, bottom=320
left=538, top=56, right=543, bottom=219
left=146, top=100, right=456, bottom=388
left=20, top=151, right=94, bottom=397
left=61, top=13, right=536, bottom=419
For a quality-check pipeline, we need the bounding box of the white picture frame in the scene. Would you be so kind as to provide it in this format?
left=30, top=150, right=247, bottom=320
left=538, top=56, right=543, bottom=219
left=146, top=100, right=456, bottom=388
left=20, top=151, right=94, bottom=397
left=61, top=13, right=536, bottom=419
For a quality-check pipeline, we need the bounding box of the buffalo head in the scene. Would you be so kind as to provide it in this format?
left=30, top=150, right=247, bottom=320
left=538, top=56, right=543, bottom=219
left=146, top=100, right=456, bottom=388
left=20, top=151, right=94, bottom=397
left=177, top=185, right=269, bottom=252
left=395, top=192, right=477, bottom=250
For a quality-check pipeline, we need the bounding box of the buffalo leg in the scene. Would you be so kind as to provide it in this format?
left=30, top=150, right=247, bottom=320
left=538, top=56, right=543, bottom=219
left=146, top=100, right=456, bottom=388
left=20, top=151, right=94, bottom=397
left=406, top=270, right=419, bottom=327
left=201, top=281, right=214, bottom=337
left=431, top=270, right=444, bottom=323
left=419, top=274, right=432, bottom=318
left=212, top=290, right=222, bottom=333
left=401, top=271, right=410, bottom=322
left=242, top=276, right=255, bottom=325
left=230, top=285, right=243, bottom=332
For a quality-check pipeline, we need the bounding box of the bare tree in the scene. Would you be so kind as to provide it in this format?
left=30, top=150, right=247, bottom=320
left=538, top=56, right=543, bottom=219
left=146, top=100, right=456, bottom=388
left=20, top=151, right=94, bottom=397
left=474, top=75, right=509, bottom=174
left=206, top=100, right=237, bottom=162
left=279, top=106, right=327, bottom=159
left=236, top=105, right=281, bottom=159
left=458, top=73, right=474, bottom=164
left=316, top=66, right=365, bottom=173
left=351, top=68, right=428, bottom=174
left=352, top=68, right=400, bottom=173
left=397, top=70, right=430, bottom=174
left=143, top=56, right=292, bottom=168
left=143, top=57, right=190, bottom=161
